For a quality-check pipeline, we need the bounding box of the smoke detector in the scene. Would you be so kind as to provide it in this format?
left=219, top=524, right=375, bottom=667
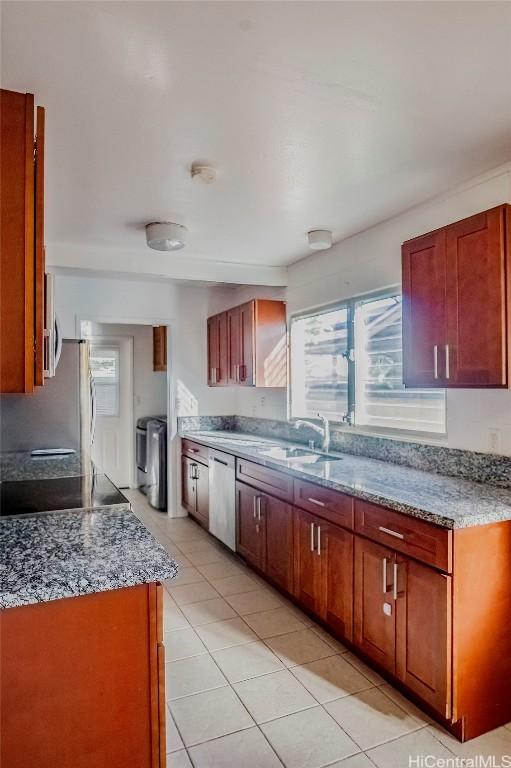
left=146, top=222, right=187, bottom=251
left=307, top=229, right=332, bottom=250
left=191, top=163, right=217, bottom=184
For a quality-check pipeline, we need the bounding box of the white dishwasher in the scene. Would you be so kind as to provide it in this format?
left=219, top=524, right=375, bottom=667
left=208, top=449, right=236, bottom=551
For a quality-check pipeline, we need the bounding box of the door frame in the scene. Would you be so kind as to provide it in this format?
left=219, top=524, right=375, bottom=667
left=88, top=334, right=135, bottom=488
left=77, top=315, right=174, bottom=512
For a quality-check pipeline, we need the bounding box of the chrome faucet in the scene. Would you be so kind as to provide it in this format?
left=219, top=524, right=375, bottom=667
left=294, top=413, right=331, bottom=453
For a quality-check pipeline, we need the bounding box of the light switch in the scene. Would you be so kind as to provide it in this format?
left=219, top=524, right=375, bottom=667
left=383, top=602, right=392, bottom=616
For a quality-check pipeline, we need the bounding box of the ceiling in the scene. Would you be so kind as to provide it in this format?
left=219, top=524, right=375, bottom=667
left=2, top=1, right=511, bottom=280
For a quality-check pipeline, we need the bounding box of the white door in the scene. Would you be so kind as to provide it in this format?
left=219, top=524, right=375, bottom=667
left=90, top=336, right=133, bottom=487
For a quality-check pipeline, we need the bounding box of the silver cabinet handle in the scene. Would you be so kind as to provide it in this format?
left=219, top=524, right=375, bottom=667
left=308, top=497, right=325, bottom=507
left=393, top=562, right=399, bottom=600
left=253, top=496, right=257, bottom=519
left=257, top=496, right=262, bottom=521
left=317, top=525, right=321, bottom=556
left=378, top=525, right=404, bottom=540
left=310, top=522, right=315, bottom=552
left=382, top=557, right=388, bottom=594
left=445, top=344, right=450, bottom=380
left=433, top=345, right=438, bottom=380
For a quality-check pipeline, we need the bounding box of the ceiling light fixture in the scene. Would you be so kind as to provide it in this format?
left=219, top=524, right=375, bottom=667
left=308, top=229, right=333, bottom=250
left=145, top=222, right=187, bottom=251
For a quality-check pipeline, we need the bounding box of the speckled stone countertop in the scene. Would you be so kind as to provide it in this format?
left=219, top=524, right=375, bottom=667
left=180, top=430, right=511, bottom=529
left=0, top=450, right=95, bottom=482
left=0, top=507, right=178, bottom=609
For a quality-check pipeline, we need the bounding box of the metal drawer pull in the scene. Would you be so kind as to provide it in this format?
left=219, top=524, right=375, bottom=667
left=378, top=525, right=404, bottom=540
left=310, top=522, right=315, bottom=552
left=308, top=497, right=325, bottom=507
left=189, top=448, right=199, bottom=453
left=445, top=344, right=450, bottom=379
left=257, top=496, right=262, bottom=521
left=393, top=562, right=399, bottom=600
left=382, top=557, right=388, bottom=594
left=317, top=525, right=321, bottom=556
left=253, top=496, right=257, bottom=519
left=433, top=345, right=438, bottom=380
left=213, top=457, right=228, bottom=466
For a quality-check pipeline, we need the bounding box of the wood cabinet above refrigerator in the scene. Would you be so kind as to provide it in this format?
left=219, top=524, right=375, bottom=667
left=402, top=204, right=511, bottom=388
left=0, top=89, right=46, bottom=393
left=207, top=299, right=287, bottom=387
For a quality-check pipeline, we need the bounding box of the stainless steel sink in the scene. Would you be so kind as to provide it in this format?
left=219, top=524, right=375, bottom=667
left=260, top=447, right=340, bottom=464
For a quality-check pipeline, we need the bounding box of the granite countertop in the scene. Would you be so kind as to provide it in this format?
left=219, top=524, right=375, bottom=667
left=0, top=450, right=96, bottom=482
left=180, top=430, right=511, bottom=529
left=0, top=507, right=178, bottom=609
left=0, top=450, right=178, bottom=609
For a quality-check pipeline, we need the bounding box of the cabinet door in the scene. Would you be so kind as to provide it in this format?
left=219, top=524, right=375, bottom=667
left=34, top=106, right=45, bottom=387
left=354, top=537, right=396, bottom=674
left=323, top=523, right=353, bottom=642
left=445, top=206, right=508, bottom=386
left=239, top=301, right=254, bottom=386
left=293, top=508, right=324, bottom=616
left=227, top=306, right=241, bottom=384
left=236, top=482, right=264, bottom=569
left=262, top=494, right=294, bottom=593
left=181, top=456, right=196, bottom=513
left=0, top=90, right=36, bottom=393
left=207, top=315, right=219, bottom=386
left=195, top=462, right=209, bottom=529
left=402, top=229, right=447, bottom=386
left=218, top=311, right=229, bottom=385
left=396, top=556, right=451, bottom=717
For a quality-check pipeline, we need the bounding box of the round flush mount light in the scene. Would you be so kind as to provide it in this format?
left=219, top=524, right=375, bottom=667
left=307, top=229, right=333, bottom=250
left=146, top=222, right=187, bottom=251
left=191, top=163, right=217, bottom=184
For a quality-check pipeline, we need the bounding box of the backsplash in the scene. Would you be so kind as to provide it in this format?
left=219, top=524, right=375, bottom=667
left=177, top=414, right=511, bottom=490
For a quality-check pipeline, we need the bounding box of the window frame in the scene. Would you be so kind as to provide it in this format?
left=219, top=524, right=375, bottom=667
left=288, top=287, right=447, bottom=440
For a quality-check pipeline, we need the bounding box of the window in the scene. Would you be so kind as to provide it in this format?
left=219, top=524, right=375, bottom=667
left=90, top=346, right=120, bottom=417
left=290, top=291, right=446, bottom=435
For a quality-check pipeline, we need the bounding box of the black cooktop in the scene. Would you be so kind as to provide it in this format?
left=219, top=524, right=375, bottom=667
left=0, top=474, right=128, bottom=517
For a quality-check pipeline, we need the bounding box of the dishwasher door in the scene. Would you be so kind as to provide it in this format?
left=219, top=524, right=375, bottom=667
left=208, top=450, right=236, bottom=551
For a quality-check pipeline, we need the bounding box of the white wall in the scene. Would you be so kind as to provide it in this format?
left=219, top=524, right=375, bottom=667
left=285, top=163, right=511, bottom=455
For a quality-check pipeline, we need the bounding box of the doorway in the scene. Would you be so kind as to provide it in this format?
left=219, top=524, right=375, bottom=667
left=81, top=321, right=169, bottom=507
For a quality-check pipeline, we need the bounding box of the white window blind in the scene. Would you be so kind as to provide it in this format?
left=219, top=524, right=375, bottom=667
left=90, top=346, right=120, bottom=417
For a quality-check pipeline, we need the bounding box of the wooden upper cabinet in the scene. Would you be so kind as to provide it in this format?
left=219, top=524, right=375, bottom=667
left=153, top=326, right=167, bottom=372
left=402, top=204, right=511, bottom=388
left=207, top=312, right=228, bottom=386
left=445, top=208, right=508, bottom=386
left=402, top=229, right=447, bottom=387
left=1, top=89, right=46, bottom=393
left=208, top=299, right=286, bottom=387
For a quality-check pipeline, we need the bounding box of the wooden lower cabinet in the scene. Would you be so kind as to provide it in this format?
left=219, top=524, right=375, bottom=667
left=354, top=537, right=451, bottom=715
left=236, top=481, right=263, bottom=567
left=262, top=492, right=294, bottom=593
left=395, top=556, right=452, bottom=718
left=354, top=537, right=397, bottom=674
left=294, top=508, right=353, bottom=639
left=181, top=455, right=209, bottom=529
left=236, top=482, right=294, bottom=593
left=0, top=583, right=166, bottom=768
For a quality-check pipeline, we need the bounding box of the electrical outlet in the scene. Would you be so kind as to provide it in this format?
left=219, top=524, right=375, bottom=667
left=488, top=428, right=502, bottom=454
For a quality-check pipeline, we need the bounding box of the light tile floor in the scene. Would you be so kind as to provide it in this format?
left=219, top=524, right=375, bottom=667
left=126, top=489, right=511, bottom=768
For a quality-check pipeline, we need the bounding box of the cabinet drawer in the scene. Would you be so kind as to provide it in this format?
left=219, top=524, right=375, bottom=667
left=236, top=459, right=293, bottom=502
left=294, top=479, right=354, bottom=530
left=354, top=500, right=452, bottom=572
left=182, top=439, right=209, bottom=464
